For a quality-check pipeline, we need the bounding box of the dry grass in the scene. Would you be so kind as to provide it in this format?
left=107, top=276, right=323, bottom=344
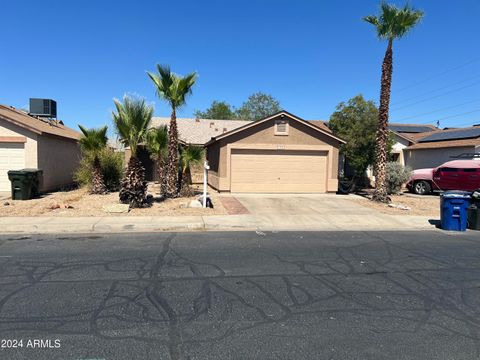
left=0, top=183, right=226, bottom=217
left=350, top=191, right=440, bottom=217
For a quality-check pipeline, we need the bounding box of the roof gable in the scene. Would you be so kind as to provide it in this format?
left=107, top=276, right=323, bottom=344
left=0, top=105, right=80, bottom=141
left=205, top=110, right=345, bottom=145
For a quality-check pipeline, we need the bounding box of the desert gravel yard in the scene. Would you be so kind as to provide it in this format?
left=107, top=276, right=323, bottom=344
left=350, top=192, right=440, bottom=217
left=0, top=183, right=226, bottom=217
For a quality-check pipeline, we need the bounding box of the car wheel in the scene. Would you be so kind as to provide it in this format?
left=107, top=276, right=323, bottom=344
left=413, top=181, right=431, bottom=195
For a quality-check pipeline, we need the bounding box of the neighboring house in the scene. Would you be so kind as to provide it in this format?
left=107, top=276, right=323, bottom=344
left=388, top=123, right=438, bottom=166
left=205, top=111, right=345, bottom=193
left=0, top=105, right=80, bottom=192
left=366, top=122, right=480, bottom=185
left=364, top=122, right=437, bottom=182
left=404, top=126, right=480, bottom=169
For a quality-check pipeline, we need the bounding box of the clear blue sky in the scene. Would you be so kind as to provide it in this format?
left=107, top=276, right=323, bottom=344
left=1, top=0, right=479, bottom=133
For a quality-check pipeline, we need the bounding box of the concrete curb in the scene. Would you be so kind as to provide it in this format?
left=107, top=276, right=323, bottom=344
left=0, top=214, right=436, bottom=234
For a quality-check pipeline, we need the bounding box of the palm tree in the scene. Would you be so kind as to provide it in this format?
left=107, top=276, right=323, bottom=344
left=112, top=96, right=153, bottom=208
left=179, top=145, right=204, bottom=197
left=78, top=125, right=108, bottom=194
left=147, top=64, right=197, bottom=198
left=364, top=2, right=423, bottom=202
left=145, top=125, right=168, bottom=194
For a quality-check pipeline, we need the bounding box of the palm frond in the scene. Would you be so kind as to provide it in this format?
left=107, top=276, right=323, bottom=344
left=148, top=64, right=197, bottom=111
left=364, top=1, right=423, bottom=40
left=180, top=145, right=204, bottom=173
left=146, top=125, right=168, bottom=159
left=112, top=96, right=153, bottom=156
left=78, top=125, right=108, bottom=155
left=363, top=15, right=379, bottom=26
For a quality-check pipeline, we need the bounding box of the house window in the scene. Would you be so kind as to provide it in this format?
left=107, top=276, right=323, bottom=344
left=275, top=119, right=289, bottom=135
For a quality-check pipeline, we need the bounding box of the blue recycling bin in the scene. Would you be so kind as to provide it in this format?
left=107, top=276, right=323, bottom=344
left=440, top=191, right=471, bottom=231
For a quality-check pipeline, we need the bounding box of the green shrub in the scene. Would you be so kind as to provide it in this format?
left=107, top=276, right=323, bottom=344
left=74, top=148, right=124, bottom=191
left=385, top=161, right=411, bottom=195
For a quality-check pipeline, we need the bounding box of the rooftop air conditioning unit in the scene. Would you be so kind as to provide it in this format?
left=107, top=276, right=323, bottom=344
left=29, top=98, right=57, bottom=118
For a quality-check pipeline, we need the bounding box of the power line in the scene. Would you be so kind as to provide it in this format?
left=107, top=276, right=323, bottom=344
left=394, top=98, right=480, bottom=123
left=391, top=80, right=480, bottom=111
left=392, top=74, right=480, bottom=106
left=434, top=108, right=480, bottom=125
left=394, top=57, right=480, bottom=93
left=448, top=120, right=480, bottom=128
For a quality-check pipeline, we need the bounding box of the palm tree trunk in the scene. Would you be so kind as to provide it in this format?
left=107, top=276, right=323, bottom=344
left=91, top=156, right=108, bottom=194
left=156, top=156, right=167, bottom=195
left=165, top=108, right=179, bottom=198
left=119, top=156, right=147, bottom=208
left=179, top=167, right=194, bottom=197
left=372, top=38, right=393, bottom=203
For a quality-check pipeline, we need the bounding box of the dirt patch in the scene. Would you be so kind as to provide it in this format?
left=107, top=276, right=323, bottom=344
left=0, top=183, right=226, bottom=217
left=350, top=192, right=440, bottom=217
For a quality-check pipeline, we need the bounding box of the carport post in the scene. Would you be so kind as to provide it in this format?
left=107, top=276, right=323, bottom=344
left=203, top=160, right=210, bottom=208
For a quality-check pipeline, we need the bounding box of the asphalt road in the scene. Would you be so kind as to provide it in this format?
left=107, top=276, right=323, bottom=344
left=1, top=231, right=480, bottom=360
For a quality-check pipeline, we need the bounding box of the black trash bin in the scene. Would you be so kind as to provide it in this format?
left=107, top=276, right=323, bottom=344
left=30, top=169, right=42, bottom=197
left=7, top=169, right=43, bottom=200
left=468, top=189, right=480, bottom=230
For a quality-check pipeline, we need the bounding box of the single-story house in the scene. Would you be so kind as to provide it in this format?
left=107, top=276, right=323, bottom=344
left=388, top=123, right=438, bottom=165
left=0, top=105, right=81, bottom=192
left=205, top=111, right=345, bottom=193
left=404, top=126, right=480, bottom=169
left=366, top=122, right=480, bottom=184
left=357, top=123, right=438, bottom=183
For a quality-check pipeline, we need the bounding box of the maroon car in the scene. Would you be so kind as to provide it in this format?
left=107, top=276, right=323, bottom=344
left=406, top=160, right=480, bottom=195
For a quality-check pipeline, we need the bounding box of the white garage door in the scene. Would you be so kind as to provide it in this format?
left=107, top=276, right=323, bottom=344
left=0, top=143, right=25, bottom=191
left=230, top=149, right=328, bottom=193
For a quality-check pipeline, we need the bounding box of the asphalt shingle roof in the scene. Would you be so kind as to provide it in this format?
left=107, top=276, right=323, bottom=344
left=150, top=117, right=252, bottom=145
left=150, top=117, right=333, bottom=145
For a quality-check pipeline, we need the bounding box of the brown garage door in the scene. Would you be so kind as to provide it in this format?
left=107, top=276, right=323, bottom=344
left=230, top=149, right=328, bottom=193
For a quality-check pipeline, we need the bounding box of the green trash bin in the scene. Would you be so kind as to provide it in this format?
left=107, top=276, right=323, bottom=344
left=7, top=169, right=43, bottom=200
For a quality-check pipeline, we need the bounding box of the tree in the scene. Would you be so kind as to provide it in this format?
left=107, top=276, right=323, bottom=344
left=194, top=100, right=236, bottom=120
left=364, top=2, right=423, bottom=203
left=147, top=64, right=197, bottom=198
left=78, top=125, right=109, bottom=194
left=112, top=96, right=153, bottom=208
left=329, top=95, right=379, bottom=179
left=145, top=125, right=168, bottom=194
left=235, top=92, right=281, bottom=120
left=179, top=145, right=205, bottom=197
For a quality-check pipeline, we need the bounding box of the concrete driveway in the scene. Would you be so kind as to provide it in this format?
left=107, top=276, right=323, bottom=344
left=210, top=193, right=433, bottom=231
left=233, top=193, right=371, bottom=216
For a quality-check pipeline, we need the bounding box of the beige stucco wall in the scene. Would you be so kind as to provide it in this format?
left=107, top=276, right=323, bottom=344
left=404, top=146, right=475, bottom=170
left=0, top=118, right=38, bottom=168
left=392, top=134, right=410, bottom=166
left=37, top=134, right=81, bottom=191
left=206, top=116, right=342, bottom=192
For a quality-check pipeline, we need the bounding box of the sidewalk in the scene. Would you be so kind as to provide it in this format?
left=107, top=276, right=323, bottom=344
left=0, top=213, right=435, bottom=234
